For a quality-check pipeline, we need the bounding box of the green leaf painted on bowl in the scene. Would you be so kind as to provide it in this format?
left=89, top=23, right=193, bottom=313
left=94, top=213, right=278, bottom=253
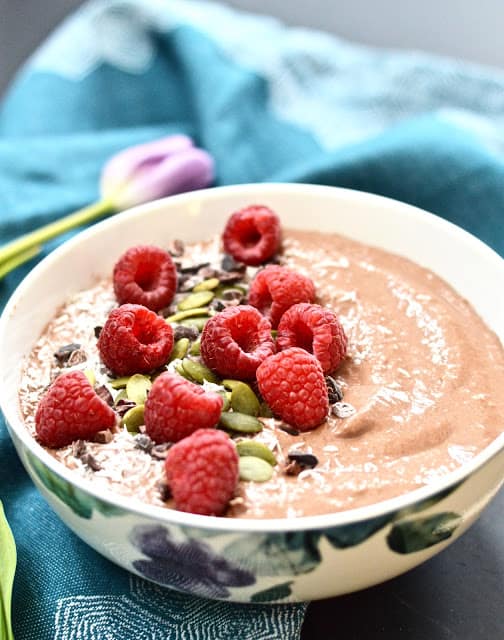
left=27, top=452, right=123, bottom=519
left=251, top=581, right=293, bottom=603
left=324, top=513, right=394, bottom=549
left=0, top=501, right=16, bottom=640
left=223, top=531, right=322, bottom=576
left=394, top=481, right=464, bottom=520
left=387, top=512, right=462, bottom=554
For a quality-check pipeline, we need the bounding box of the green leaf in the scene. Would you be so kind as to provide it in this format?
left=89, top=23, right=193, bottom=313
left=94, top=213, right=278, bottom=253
left=223, top=531, right=322, bottom=576
left=324, top=513, right=393, bottom=548
left=27, top=453, right=123, bottom=519
left=251, top=581, right=294, bottom=603
left=387, top=512, right=462, bottom=554
left=0, top=501, right=16, bottom=640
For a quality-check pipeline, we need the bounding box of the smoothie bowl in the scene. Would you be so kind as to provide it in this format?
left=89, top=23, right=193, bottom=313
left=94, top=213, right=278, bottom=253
left=1, top=183, right=503, bottom=603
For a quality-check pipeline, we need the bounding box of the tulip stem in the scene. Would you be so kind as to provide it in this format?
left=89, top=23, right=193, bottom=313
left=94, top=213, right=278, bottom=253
left=0, top=199, right=116, bottom=280
left=0, top=245, right=42, bottom=280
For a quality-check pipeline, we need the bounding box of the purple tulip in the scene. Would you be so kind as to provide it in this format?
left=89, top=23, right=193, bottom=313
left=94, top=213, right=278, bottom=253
left=100, top=134, right=215, bottom=208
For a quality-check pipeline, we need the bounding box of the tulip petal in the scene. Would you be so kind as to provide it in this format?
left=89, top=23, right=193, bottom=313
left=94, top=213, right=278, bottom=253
left=100, top=134, right=194, bottom=199
left=112, top=147, right=215, bottom=209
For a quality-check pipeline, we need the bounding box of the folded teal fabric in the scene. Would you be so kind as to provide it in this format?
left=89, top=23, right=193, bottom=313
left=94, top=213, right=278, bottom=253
left=0, top=1, right=503, bottom=638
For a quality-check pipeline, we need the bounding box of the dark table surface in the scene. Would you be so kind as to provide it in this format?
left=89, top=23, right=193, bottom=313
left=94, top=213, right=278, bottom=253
left=301, top=486, right=503, bottom=639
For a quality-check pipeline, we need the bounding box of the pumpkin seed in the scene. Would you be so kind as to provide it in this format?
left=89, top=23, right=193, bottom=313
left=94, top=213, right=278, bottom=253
left=259, top=402, right=274, bottom=418
left=165, top=307, right=210, bottom=323
left=222, top=379, right=242, bottom=391
left=218, top=391, right=231, bottom=412
left=174, top=361, right=192, bottom=380
left=126, top=374, right=152, bottom=405
left=230, top=382, right=260, bottom=416
left=178, top=291, right=214, bottom=311
left=189, top=339, right=201, bottom=356
left=121, top=404, right=145, bottom=433
left=181, top=317, right=209, bottom=331
left=181, top=359, right=220, bottom=384
left=109, top=376, right=130, bottom=390
left=239, top=456, right=273, bottom=482
left=169, top=337, right=190, bottom=362
left=114, top=388, right=128, bottom=404
left=219, top=412, right=263, bottom=434
left=236, top=440, right=277, bottom=466
left=214, top=284, right=247, bottom=298
left=193, top=277, right=220, bottom=292
left=83, top=369, right=96, bottom=386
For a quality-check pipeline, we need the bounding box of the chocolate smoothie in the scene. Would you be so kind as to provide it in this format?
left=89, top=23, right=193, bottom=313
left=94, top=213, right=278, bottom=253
left=19, top=230, right=504, bottom=518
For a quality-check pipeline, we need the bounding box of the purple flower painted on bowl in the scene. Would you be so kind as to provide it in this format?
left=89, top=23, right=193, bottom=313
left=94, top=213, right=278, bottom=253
left=100, top=134, right=215, bottom=209
left=130, top=525, right=255, bottom=599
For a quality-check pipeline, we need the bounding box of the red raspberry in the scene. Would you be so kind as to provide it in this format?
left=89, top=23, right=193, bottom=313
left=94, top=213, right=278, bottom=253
left=144, top=372, right=223, bottom=443
left=256, top=347, right=329, bottom=431
left=165, top=429, right=239, bottom=516
left=98, top=304, right=174, bottom=376
left=113, top=245, right=177, bottom=311
left=248, top=265, right=316, bottom=328
left=276, top=303, right=347, bottom=373
left=222, top=205, right=281, bottom=265
left=35, top=370, right=116, bottom=448
left=200, top=305, right=275, bottom=380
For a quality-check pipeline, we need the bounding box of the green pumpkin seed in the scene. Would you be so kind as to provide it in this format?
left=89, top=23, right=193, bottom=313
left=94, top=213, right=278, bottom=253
left=165, top=307, right=210, bottom=323
left=230, top=382, right=260, bottom=416
left=189, top=339, right=201, bottom=356
left=178, top=291, right=214, bottom=311
left=236, top=440, right=277, bottom=466
left=222, top=379, right=242, bottom=391
left=109, top=376, right=130, bottom=389
left=84, top=369, right=96, bottom=386
left=126, top=374, right=152, bottom=405
left=193, top=277, right=220, bottom=292
left=215, top=284, right=247, bottom=297
left=174, top=361, right=192, bottom=380
left=239, top=456, right=273, bottom=482
left=219, top=412, right=263, bottom=434
left=259, top=402, right=274, bottom=418
left=181, top=317, right=209, bottom=331
left=114, top=388, right=128, bottom=404
left=169, top=338, right=190, bottom=362
left=121, top=404, right=145, bottom=433
left=218, top=391, right=232, bottom=412
left=182, top=359, right=220, bottom=384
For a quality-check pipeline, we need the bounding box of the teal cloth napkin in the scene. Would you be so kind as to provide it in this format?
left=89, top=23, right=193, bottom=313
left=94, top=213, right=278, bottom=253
left=0, top=1, right=503, bottom=638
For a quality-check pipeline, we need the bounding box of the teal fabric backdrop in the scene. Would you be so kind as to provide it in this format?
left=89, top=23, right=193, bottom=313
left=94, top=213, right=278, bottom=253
left=0, top=0, right=503, bottom=638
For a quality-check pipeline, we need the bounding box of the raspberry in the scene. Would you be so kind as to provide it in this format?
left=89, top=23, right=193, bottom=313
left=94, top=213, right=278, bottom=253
left=222, top=205, right=281, bottom=266
left=113, top=245, right=177, bottom=311
left=35, top=370, right=116, bottom=448
left=248, top=265, right=316, bottom=328
left=276, top=303, right=347, bottom=373
left=256, top=347, right=329, bottom=431
left=144, top=372, right=223, bottom=443
left=98, top=304, right=174, bottom=376
left=200, top=305, right=275, bottom=380
left=165, top=429, right=239, bottom=516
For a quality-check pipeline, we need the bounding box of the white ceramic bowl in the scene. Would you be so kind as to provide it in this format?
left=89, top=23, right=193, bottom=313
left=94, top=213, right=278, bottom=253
left=1, top=183, right=503, bottom=603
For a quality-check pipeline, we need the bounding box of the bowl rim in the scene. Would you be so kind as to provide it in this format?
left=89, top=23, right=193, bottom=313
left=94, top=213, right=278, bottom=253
left=1, top=182, right=504, bottom=533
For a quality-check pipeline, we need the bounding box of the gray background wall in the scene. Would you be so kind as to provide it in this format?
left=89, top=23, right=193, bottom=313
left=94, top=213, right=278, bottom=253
left=1, top=0, right=503, bottom=96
